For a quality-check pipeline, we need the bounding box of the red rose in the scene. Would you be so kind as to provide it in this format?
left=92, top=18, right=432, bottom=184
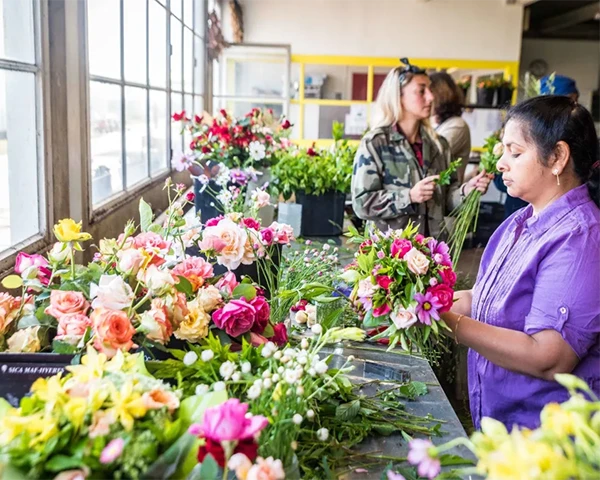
left=376, top=275, right=394, bottom=290
left=390, top=239, right=412, bottom=259
left=194, top=115, right=203, bottom=124
left=307, top=147, right=318, bottom=157
left=242, top=218, right=261, bottom=230
left=185, top=192, right=195, bottom=202
left=272, top=323, right=288, bottom=346
left=201, top=145, right=211, bottom=154
left=250, top=296, right=270, bottom=334
left=428, top=284, right=454, bottom=313
left=439, top=267, right=457, bottom=287
left=219, top=109, right=228, bottom=118
left=281, top=120, right=291, bottom=129
left=172, top=111, right=187, bottom=122
left=197, top=438, right=259, bottom=468
left=373, top=303, right=391, bottom=317
left=234, top=439, right=259, bottom=462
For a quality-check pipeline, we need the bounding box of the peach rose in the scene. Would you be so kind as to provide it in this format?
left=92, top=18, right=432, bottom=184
left=139, top=299, right=172, bottom=345
left=390, top=307, right=418, bottom=329
left=198, top=285, right=223, bottom=312
left=45, top=290, right=90, bottom=319
left=241, top=238, right=257, bottom=265
left=165, top=292, right=189, bottom=329
left=200, top=218, right=248, bottom=270
left=91, top=308, right=137, bottom=358
left=404, top=247, right=430, bottom=275
left=0, top=293, right=20, bottom=335
left=172, top=257, right=214, bottom=292
left=173, top=299, right=210, bottom=343
left=90, top=275, right=134, bottom=311
left=56, top=313, right=93, bottom=345
left=142, top=388, right=180, bottom=412
left=88, top=410, right=116, bottom=439
left=7, top=326, right=42, bottom=353
left=246, top=457, right=285, bottom=480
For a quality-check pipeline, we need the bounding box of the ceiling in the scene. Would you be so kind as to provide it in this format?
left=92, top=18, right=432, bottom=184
left=524, top=0, right=600, bottom=40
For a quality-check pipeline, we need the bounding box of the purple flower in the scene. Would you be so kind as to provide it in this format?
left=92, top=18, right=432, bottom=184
left=407, top=439, right=441, bottom=479
left=230, top=168, right=249, bottom=185
left=414, top=292, right=443, bottom=325
left=377, top=250, right=385, bottom=259
left=426, top=239, right=452, bottom=267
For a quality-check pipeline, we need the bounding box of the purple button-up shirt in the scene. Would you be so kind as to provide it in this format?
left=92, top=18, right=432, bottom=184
left=469, top=185, right=600, bottom=430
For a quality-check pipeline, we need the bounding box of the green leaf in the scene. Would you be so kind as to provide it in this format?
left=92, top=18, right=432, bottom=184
left=1, top=274, right=23, bottom=289
left=362, top=310, right=384, bottom=329
left=335, top=399, right=360, bottom=421
left=175, top=276, right=194, bottom=296
left=148, top=223, right=163, bottom=234
left=439, top=454, right=475, bottom=467
left=139, top=198, right=154, bottom=232
left=372, top=423, right=397, bottom=436
left=17, top=315, right=40, bottom=329
left=411, top=381, right=428, bottom=397
left=357, top=254, right=371, bottom=273
left=52, top=340, right=78, bottom=354
left=45, top=455, right=85, bottom=472
left=198, top=453, right=219, bottom=479
left=262, top=323, right=274, bottom=338
left=232, top=283, right=256, bottom=301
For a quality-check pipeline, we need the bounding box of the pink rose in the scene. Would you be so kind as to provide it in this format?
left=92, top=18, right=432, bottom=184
left=260, top=228, right=275, bottom=245
left=172, top=257, right=214, bottom=292
left=165, top=292, right=189, bottom=328
left=133, top=232, right=171, bottom=251
left=116, top=248, right=145, bottom=275
left=250, top=296, right=270, bottom=334
left=188, top=398, right=268, bottom=443
left=404, top=248, right=430, bottom=275
left=212, top=299, right=256, bottom=337
left=200, top=219, right=248, bottom=270
left=272, top=323, right=288, bottom=346
left=55, top=313, right=92, bottom=345
left=216, top=271, right=239, bottom=296
left=439, top=267, right=457, bottom=287
left=373, top=303, right=391, bottom=318
left=249, top=332, right=269, bottom=346
left=91, top=308, right=137, bottom=358
left=242, top=218, right=261, bottom=230
left=376, top=275, right=394, bottom=290
left=15, top=252, right=51, bottom=285
left=415, top=234, right=426, bottom=243
left=390, top=239, right=412, bottom=259
left=205, top=216, right=224, bottom=227
left=269, top=222, right=294, bottom=244
left=45, top=290, right=90, bottom=319
left=139, top=299, right=173, bottom=344
left=427, top=284, right=454, bottom=313
left=390, top=308, right=418, bottom=329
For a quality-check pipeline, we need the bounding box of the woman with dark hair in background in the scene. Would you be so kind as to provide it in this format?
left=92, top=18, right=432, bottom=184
left=430, top=72, right=471, bottom=183
left=440, top=95, right=600, bottom=430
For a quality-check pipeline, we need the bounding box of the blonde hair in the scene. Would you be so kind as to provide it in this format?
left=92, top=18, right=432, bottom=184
left=371, top=67, right=444, bottom=154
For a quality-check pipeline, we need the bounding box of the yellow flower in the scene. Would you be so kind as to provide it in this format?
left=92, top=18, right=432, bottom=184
left=66, top=347, right=108, bottom=383
left=109, top=381, right=148, bottom=431
left=54, top=218, right=92, bottom=243
left=173, top=299, right=210, bottom=342
left=31, top=374, right=67, bottom=411
left=540, top=402, right=577, bottom=437
left=0, top=411, right=58, bottom=448
left=63, top=397, right=88, bottom=429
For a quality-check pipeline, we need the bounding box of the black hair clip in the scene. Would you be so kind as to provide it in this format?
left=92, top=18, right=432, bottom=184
left=398, top=57, right=426, bottom=84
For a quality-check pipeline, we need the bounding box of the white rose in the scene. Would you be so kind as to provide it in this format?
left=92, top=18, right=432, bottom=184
left=357, top=278, right=376, bottom=298
left=90, top=274, right=134, bottom=310
left=48, top=242, right=70, bottom=263
left=200, top=219, right=248, bottom=270
left=492, top=142, right=504, bottom=157
left=138, top=265, right=176, bottom=296
left=7, top=326, right=42, bottom=353
left=197, top=285, right=222, bottom=312
left=390, top=307, right=418, bottom=329
left=403, top=247, right=430, bottom=275
left=117, top=248, right=145, bottom=276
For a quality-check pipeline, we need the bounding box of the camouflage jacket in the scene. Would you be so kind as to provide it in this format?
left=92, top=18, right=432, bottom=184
left=351, top=124, right=464, bottom=238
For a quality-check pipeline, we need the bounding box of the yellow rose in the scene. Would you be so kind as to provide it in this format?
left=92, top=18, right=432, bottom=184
left=7, top=326, right=42, bottom=353
left=174, top=299, right=210, bottom=342
left=54, top=218, right=92, bottom=243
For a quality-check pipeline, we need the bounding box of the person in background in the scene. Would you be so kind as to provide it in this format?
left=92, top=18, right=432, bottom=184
left=352, top=59, right=491, bottom=238
left=442, top=95, right=600, bottom=430
left=541, top=74, right=579, bottom=102
left=430, top=72, right=472, bottom=183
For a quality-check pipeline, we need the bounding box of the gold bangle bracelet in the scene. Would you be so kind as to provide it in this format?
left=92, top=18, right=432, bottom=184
left=454, top=314, right=465, bottom=344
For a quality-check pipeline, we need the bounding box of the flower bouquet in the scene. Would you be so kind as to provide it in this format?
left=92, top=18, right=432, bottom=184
left=341, top=222, right=456, bottom=355
left=391, top=374, right=600, bottom=480
left=172, top=107, right=292, bottom=171
left=444, top=132, right=502, bottom=263
left=0, top=347, right=208, bottom=480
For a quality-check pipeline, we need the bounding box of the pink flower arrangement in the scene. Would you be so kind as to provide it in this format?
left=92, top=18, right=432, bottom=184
left=172, top=257, right=214, bottom=292
left=14, top=252, right=51, bottom=285
left=212, top=298, right=257, bottom=337
left=343, top=222, right=456, bottom=352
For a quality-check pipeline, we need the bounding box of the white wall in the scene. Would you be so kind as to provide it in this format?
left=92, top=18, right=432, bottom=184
left=225, top=0, right=524, bottom=61
left=519, top=39, right=599, bottom=111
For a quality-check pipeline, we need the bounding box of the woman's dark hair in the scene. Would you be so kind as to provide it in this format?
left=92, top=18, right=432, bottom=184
left=429, top=72, right=464, bottom=124
left=506, top=95, right=600, bottom=208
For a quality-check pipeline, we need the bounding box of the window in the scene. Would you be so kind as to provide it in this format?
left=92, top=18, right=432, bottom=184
left=87, top=0, right=206, bottom=207
left=0, top=0, right=44, bottom=254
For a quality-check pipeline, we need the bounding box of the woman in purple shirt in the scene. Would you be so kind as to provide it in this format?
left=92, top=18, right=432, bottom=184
left=442, top=95, right=600, bottom=430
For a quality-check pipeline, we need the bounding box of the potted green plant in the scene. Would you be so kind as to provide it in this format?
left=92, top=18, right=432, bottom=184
left=497, top=80, right=515, bottom=107
left=476, top=78, right=497, bottom=106
left=272, top=122, right=355, bottom=236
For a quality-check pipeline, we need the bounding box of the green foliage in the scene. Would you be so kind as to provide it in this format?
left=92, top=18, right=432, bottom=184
left=436, top=158, right=462, bottom=186
left=139, top=198, right=154, bottom=233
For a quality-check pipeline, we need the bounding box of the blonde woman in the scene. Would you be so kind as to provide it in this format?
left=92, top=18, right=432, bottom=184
left=351, top=59, right=491, bottom=237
